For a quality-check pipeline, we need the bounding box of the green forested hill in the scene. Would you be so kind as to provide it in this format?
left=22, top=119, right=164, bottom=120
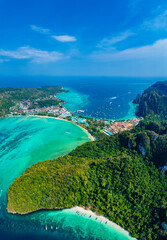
left=133, top=81, right=167, bottom=119
left=0, top=86, right=65, bottom=116
left=7, top=121, right=167, bottom=240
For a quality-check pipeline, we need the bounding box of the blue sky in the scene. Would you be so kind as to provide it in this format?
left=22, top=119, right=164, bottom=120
left=1, top=0, right=167, bottom=76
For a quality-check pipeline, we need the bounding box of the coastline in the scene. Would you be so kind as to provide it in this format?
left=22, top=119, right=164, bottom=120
left=8, top=205, right=136, bottom=239
left=69, top=206, right=136, bottom=239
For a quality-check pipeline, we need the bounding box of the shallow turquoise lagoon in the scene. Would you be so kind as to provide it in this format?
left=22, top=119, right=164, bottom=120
left=57, top=87, right=90, bottom=112
left=0, top=116, right=91, bottom=194
left=0, top=117, right=135, bottom=240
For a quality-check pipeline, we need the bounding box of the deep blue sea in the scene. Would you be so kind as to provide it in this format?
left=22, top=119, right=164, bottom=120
left=0, top=76, right=163, bottom=119
left=0, top=76, right=165, bottom=240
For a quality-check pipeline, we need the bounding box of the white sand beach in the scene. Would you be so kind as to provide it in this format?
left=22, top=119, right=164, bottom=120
left=71, top=206, right=136, bottom=239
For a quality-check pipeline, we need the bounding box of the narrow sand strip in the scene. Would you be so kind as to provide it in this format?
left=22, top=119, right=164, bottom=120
left=71, top=206, right=136, bottom=239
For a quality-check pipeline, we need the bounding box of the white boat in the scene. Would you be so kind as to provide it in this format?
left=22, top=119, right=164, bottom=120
left=76, top=110, right=85, bottom=113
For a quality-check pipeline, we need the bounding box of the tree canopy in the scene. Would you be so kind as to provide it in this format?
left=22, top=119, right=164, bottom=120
left=7, top=121, right=167, bottom=240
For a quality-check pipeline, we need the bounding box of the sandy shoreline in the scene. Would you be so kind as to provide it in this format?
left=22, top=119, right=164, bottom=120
left=70, top=206, right=136, bottom=239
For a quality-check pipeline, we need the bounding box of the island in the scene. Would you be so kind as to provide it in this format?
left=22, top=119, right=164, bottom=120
left=6, top=81, right=167, bottom=240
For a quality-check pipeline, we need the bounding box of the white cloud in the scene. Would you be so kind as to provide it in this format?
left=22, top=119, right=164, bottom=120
left=91, top=38, right=167, bottom=61
left=30, top=25, right=50, bottom=34
left=30, top=25, right=77, bottom=43
left=143, top=10, right=167, bottom=30
left=97, top=31, right=134, bottom=48
left=52, top=35, right=77, bottom=42
left=0, top=46, right=69, bottom=63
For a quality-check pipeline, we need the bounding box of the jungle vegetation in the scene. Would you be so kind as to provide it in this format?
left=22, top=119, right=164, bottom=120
left=7, top=121, right=167, bottom=240
left=0, top=86, right=66, bottom=116
left=133, top=81, right=167, bottom=119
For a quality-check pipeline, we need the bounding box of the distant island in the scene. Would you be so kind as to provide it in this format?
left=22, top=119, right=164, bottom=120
left=7, top=81, right=167, bottom=240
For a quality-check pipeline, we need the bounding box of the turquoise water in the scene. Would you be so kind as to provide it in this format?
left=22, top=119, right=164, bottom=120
left=0, top=116, right=135, bottom=240
left=0, top=116, right=91, bottom=193
left=57, top=87, right=90, bottom=112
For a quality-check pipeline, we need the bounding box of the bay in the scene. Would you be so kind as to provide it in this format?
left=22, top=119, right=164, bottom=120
left=0, top=76, right=161, bottom=119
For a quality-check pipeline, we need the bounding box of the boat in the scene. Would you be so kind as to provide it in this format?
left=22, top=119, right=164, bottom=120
left=76, top=110, right=85, bottom=113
